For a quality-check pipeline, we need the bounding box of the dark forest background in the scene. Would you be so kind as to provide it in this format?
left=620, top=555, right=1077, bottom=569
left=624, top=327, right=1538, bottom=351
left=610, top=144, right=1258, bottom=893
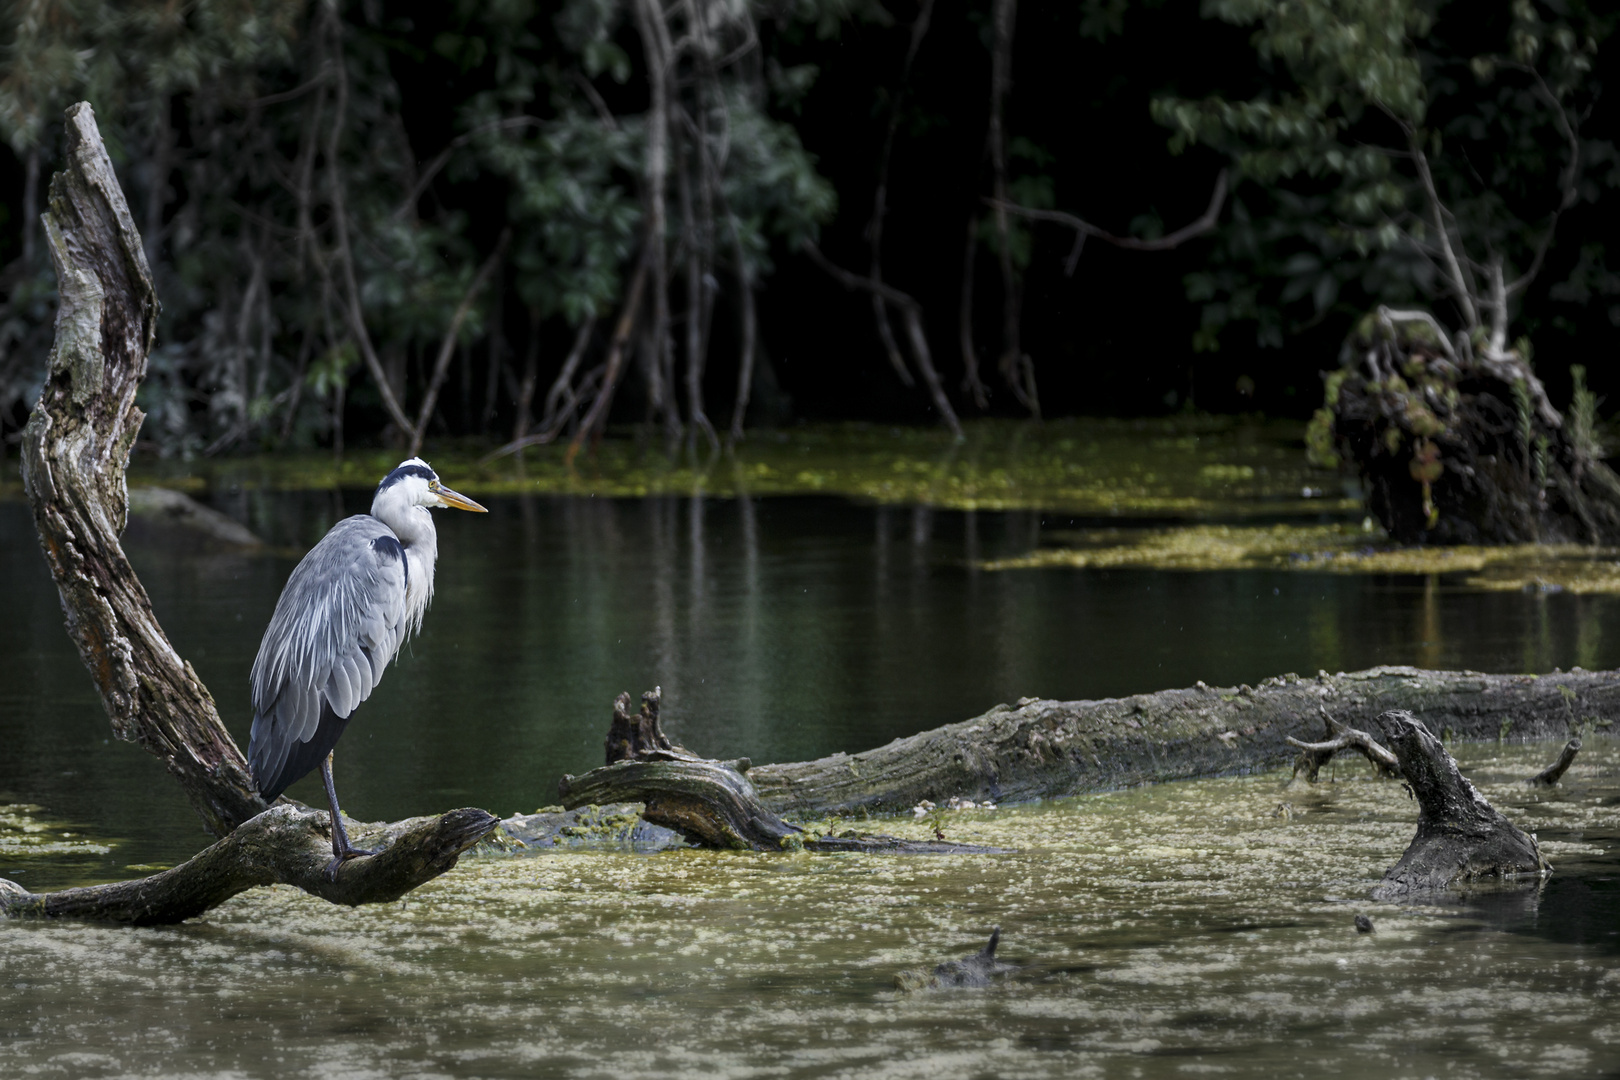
left=0, top=0, right=1615, bottom=457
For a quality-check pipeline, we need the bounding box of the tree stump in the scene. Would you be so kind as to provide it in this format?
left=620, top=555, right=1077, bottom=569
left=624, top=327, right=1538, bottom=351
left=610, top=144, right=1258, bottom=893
left=1313, top=308, right=1620, bottom=543
left=1372, top=710, right=1550, bottom=896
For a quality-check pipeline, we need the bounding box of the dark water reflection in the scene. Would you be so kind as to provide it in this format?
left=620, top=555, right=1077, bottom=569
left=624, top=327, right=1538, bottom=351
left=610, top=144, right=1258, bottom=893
left=6, top=492, right=1620, bottom=884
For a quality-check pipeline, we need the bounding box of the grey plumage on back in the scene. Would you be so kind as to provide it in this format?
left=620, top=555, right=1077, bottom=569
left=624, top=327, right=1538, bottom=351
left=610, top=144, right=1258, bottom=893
left=249, top=515, right=409, bottom=800
left=245, top=458, right=486, bottom=877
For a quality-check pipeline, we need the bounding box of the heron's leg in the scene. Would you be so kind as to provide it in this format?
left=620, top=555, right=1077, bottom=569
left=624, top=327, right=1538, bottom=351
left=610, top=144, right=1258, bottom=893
left=320, top=751, right=378, bottom=880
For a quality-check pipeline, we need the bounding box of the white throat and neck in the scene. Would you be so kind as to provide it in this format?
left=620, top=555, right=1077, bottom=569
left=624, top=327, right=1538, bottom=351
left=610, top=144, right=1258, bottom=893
left=371, top=472, right=439, bottom=634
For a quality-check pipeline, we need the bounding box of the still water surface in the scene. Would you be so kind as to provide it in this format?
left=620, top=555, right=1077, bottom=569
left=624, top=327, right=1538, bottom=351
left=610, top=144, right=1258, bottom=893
left=4, top=489, right=1620, bottom=1076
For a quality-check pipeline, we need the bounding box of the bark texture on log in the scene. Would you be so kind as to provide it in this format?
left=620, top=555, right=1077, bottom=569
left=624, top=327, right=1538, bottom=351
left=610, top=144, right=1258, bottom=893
left=563, top=690, right=1003, bottom=854
left=0, top=806, right=497, bottom=926
left=1372, top=710, right=1549, bottom=895
left=21, top=103, right=264, bottom=838
left=747, top=666, right=1617, bottom=816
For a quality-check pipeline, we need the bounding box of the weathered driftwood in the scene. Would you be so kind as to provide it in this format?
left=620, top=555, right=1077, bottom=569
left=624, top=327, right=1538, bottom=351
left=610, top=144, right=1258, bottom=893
left=1373, top=710, right=1549, bottom=895
left=0, top=806, right=496, bottom=925
left=561, top=691, right=1002, bottom=854
left=747, top=666, right=1617, bottom=817
left=1286, top=715, right=1401, bottom=782
left=1527, top=738, right=1582, bottom=787
left=21, top=102, right=264, bottom=838
left=9, top=104, right=496, bottom=922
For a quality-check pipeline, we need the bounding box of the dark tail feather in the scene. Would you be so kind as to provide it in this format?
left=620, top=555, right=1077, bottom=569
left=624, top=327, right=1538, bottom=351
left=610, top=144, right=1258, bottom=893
left=254, top=699, right=353, bottom=802
left=982, top=927, right=1001, bottom=958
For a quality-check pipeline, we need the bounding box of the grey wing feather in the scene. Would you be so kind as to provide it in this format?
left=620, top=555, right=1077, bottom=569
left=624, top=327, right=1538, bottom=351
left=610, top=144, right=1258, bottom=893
left=248, top=516, right=409, bottom=795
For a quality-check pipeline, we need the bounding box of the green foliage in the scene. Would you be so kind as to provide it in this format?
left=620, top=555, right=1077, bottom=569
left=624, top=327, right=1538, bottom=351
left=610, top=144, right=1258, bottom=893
left=0, top=0, right=842, bottom=454
left=1153, top=0, right=1617, bottom=358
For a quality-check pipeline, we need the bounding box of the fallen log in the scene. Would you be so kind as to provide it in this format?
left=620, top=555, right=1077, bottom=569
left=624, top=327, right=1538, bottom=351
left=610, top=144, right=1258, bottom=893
left=1372, top=710, right=1550, bottom=895
left=0, top=806, right=497, bottom=926
left=560, top=690, right=1003, bottom=854
left=747, top=666, right=1617, bottom=816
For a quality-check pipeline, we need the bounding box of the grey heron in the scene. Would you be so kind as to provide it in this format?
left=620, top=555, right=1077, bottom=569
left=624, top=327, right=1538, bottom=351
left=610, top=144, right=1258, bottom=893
left=248, top=458, right=487, bottom=877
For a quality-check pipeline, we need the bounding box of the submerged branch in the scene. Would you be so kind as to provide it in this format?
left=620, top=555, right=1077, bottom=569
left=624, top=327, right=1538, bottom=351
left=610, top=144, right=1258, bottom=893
left=1527, top=738, right=1581, bottom=787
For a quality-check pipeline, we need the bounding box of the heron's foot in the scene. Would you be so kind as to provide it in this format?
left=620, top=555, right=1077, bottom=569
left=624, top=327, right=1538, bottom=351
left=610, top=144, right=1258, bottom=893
left=323, top=844, right=380, bottom=882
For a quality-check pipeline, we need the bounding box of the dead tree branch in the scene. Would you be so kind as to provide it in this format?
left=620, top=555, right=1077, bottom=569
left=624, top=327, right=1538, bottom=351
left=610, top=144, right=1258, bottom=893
left=0, top=805, right=496, bottom=925
left=1527, top=738, right=1581, bottom=787
left=801, top=241, right=963, bottom=439
left=1286, top=714, right=1401, bottom=781
left=22, top=102, right=266, bottom=838
left=989, top=168, right=1229, bottom=270
left=13, top=102, right=502, bottom=921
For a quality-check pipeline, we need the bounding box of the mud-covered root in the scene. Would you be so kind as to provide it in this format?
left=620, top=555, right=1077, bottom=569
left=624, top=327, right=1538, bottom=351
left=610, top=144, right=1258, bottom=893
left=1527, top=738, right=1582, bottom=787
left=1372, top=710, right=1550, bottom=897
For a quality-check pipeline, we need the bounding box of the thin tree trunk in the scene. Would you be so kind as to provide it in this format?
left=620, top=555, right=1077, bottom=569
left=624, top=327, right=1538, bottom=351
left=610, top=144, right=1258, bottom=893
left=636, top=0, right=678, bottom=442
left=866, top=0, right=936, bottom=391
left=987, top=0, right=1034, bottom=416
left=567, top=250, right=652, bottom=466
left=725, top=219, right=758, bottom=443
left=959, top=214, right=988, bottom=407
left=408, top=229, right=510, bottom=457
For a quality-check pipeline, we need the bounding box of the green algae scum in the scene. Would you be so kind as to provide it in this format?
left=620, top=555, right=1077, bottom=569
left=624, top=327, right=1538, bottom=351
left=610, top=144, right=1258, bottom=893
left=7, top=418, right=1620, bottom=1076
left=4, top=742, right=1620, bottom=1077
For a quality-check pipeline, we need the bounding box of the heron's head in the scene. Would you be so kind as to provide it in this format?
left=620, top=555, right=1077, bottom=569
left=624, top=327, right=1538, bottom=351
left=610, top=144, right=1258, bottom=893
left=372, top=458, right=488, bottom=518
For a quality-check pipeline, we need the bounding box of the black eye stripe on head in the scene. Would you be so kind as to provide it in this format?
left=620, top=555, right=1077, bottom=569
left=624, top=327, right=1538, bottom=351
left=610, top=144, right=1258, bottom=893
left=376, top=463, right=437, bottom=495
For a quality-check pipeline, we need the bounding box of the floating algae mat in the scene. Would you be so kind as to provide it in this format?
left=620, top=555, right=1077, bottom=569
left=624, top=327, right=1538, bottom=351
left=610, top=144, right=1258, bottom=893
left=985, top=523, right=1620, bottom=593
left=104, top=416, right=1352, bottom=519
left=4, top=740, right=1620, bottom=1078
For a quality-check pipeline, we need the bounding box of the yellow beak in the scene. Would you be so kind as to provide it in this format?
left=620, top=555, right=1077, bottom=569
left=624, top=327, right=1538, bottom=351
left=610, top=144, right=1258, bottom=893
left=434, top=484, right=488, bottom=513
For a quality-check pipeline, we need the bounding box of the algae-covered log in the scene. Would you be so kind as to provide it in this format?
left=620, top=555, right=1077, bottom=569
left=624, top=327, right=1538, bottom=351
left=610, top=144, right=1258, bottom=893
left=0, top=805, right=497, bottom=926
left=1372, top=710, right=1549, bottom=895
left=748, top=666, right=1617, bottom=816
left=563, top=690, right=1003, bottom=854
